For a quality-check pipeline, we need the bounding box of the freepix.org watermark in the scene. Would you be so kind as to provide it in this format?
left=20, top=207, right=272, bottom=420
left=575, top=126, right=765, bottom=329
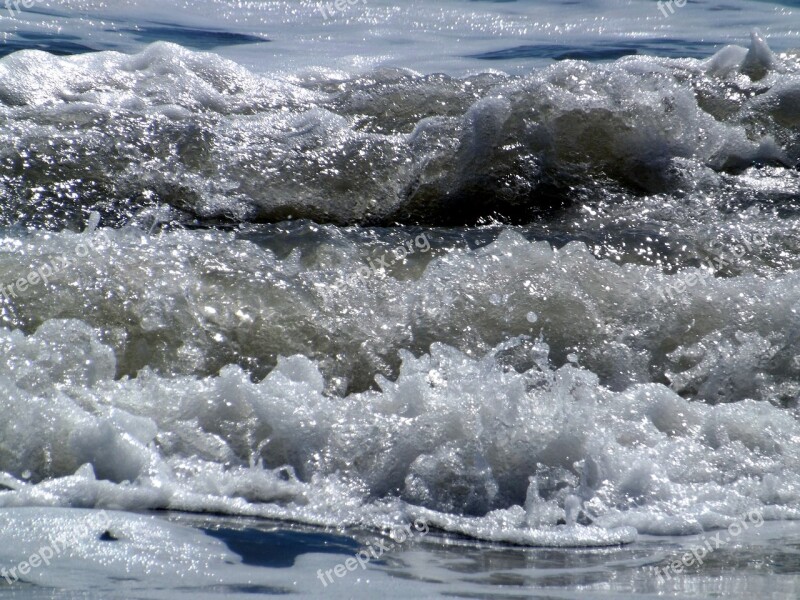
left=333, top=232, right=431, bottom=289
left=0, top=214, right=109, bottom=302
left=4, top=0, right=42, bottom=18
left=318, top=0, right=366, bottom=20
left=657, top=232, right=768, bottom=302
left=1, top=511, right=112, bottom=585
left=650, top=509, right=764, bottom=583
left=317, top=519, right=429, bottom=587
left=657, top=0, right=688, bottom=17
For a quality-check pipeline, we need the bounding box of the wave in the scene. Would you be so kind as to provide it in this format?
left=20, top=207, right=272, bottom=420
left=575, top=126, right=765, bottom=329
left=0, top=31, right=796, bottom=228
left=1, top=28, right=799, bottom=549
left=0, top=225, right=799, bottom=544
left=0, top=313, right=797, bottom=546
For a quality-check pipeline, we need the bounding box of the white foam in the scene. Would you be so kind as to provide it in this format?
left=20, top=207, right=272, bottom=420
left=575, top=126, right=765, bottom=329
left=0, top=39, right=796, bottom=225
left=0, top=507, right=310, bottom=596
left=2, top=231, right=800, bottom=545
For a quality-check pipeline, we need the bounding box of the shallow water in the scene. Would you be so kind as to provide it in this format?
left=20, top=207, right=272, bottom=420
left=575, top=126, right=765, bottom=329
left=1, top=509, right=799, bottom=599
left=0, top=0, right=799, bottom=598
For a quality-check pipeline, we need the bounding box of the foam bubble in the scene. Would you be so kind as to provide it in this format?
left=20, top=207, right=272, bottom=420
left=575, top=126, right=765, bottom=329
left=0, top=38, right=796, bottom=227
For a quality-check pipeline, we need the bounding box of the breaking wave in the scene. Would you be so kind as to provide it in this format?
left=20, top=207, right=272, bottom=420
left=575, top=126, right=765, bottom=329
left=0, top=31, right=797, bottom=227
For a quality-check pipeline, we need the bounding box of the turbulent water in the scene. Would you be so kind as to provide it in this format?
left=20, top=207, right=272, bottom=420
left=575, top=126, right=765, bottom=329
left=2, top=31, right=799, bottom=228
left=0, top=0, right=800, bottom=598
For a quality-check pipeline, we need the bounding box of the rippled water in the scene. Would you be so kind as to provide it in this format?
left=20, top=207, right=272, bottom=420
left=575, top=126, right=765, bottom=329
left=0, top=1, right=799, bottom=598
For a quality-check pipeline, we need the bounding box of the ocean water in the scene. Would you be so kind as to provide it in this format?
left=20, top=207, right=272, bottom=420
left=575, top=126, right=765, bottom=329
left=0, top=0, right=799, bottom=598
